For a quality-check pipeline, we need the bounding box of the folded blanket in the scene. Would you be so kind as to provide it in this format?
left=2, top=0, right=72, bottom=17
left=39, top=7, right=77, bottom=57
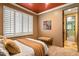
left=17, top=38, right=45, bottom=56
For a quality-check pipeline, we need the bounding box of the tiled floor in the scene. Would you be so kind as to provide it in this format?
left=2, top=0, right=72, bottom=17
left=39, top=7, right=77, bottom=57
left=64, top=40, right=77, bottom=51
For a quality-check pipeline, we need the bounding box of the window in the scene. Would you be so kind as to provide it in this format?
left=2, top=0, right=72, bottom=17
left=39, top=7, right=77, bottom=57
left=3, top=6, right=33, bottom=37
left=3, top=6, right=15, bottom=36
left=15, top=10, right=22, bottom=33
left=28, top=15, right=33, bottom=33
left=23, top=13, right=29, bottom=33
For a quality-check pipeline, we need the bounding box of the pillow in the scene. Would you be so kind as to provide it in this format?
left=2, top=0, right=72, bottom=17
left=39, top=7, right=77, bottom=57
left=0, top=39, right=3, bottom=44
left=0, top=41, right=10, bottom=56
left=0, top=48, right=9, bottom=56
left=4, top=39, right=20, bottom=55
left=3, top=39, right=12, bottom=45
left=0, top=36, right=6, bottom=43
left=0, top=48, right=6, bottom=56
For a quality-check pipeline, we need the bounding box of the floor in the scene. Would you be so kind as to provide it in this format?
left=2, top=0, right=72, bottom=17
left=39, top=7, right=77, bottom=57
left=48, top=46, right=79, bottom=56
left=64, top=40, right=77, bottom=51
left=67, top=36, right=75, bottom=42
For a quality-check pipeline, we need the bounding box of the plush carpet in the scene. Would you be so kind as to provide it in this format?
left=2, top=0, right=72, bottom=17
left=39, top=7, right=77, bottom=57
left=48, top=46, right=79, bottom=56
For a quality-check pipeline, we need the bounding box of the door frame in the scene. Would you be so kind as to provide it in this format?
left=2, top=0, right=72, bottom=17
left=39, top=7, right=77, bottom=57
left=64, top=13, right=77, bottom=45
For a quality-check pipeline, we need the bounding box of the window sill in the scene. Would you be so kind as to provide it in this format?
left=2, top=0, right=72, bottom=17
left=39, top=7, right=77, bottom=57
left=4, top=32, right=33, bottom=37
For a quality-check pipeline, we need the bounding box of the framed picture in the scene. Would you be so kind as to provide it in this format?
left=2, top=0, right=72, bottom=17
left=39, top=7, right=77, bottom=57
left=43, top=20, right=51, bottom=30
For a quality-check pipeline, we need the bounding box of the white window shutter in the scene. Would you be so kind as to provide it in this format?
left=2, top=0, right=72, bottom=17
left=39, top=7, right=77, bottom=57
left=3, top=6, right=14, bottom=35
left=15, top=10, right=22, bottom=33
left=28, top=15, right=33, bottom=33
left=23, top=13, right=29, bottom=33
left=3, top=6, right=33, bottom=37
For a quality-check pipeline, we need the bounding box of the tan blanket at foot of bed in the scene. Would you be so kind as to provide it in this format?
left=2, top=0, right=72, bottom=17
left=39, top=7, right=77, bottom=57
left=17, top=38, right=45, bottom=56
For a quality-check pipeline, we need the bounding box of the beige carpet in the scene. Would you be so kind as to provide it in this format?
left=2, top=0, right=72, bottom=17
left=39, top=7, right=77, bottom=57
left=48, top=46, right=79, bottom=56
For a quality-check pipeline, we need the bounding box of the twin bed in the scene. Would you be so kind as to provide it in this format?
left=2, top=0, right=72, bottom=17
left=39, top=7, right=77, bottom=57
left=12, top=38, right=48, bottom=56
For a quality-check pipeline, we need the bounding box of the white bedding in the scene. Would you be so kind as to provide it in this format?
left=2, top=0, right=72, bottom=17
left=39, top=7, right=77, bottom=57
left=13, top=38, right=48, bottom=56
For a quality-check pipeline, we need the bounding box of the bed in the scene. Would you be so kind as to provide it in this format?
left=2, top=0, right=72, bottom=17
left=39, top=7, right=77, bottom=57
left=13, top=38, right=48, bottom=56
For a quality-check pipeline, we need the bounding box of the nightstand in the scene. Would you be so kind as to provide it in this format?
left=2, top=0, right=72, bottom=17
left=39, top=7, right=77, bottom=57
left=38, top=37, right=53, bottom=46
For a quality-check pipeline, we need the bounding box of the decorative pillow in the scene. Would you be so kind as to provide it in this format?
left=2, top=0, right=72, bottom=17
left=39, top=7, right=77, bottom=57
left=0, top=36, right=6, bottom=43
left=4, top=39, right=20, bottom=55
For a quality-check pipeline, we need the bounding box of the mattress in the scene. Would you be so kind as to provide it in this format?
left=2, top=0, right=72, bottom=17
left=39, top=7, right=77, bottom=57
left=13, top=38, right=48, bottom=56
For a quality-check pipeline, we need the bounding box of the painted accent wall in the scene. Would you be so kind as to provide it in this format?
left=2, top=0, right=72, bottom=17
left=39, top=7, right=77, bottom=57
left=38, top=10, right=63, bottom=47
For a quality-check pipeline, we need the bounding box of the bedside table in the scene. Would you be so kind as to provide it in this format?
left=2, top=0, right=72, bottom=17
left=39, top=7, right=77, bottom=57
left=38, top=37, right=53, bottom=46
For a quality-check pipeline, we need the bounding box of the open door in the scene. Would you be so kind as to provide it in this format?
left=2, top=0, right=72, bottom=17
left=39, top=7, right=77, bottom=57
left=64, top=7, right=78, bottom=51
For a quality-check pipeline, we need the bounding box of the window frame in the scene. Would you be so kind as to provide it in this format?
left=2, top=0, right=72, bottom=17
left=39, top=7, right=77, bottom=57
left=3, top=6, right=33, bottom=37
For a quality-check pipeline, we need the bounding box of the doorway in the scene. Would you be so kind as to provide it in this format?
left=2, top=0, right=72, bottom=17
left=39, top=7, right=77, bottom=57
left=64, top=7, right=78, bottom=51
left=66, top=16, right=75, bottom=42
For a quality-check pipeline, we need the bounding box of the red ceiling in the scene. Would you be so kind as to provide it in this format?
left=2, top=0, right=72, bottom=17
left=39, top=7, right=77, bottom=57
left=18, top=3, right=65, bottom=13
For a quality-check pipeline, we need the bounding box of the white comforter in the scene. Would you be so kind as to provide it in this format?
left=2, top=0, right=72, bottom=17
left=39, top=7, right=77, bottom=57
left=13, top=38, right=48, bottom=56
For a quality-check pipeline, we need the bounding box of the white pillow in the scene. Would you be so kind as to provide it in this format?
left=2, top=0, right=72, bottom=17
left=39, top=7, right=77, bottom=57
left=0, top=48, right=9, bottom=56
left=0, top=39, right=3, bottom=42
left=0, top=39, right=10, bottom=56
